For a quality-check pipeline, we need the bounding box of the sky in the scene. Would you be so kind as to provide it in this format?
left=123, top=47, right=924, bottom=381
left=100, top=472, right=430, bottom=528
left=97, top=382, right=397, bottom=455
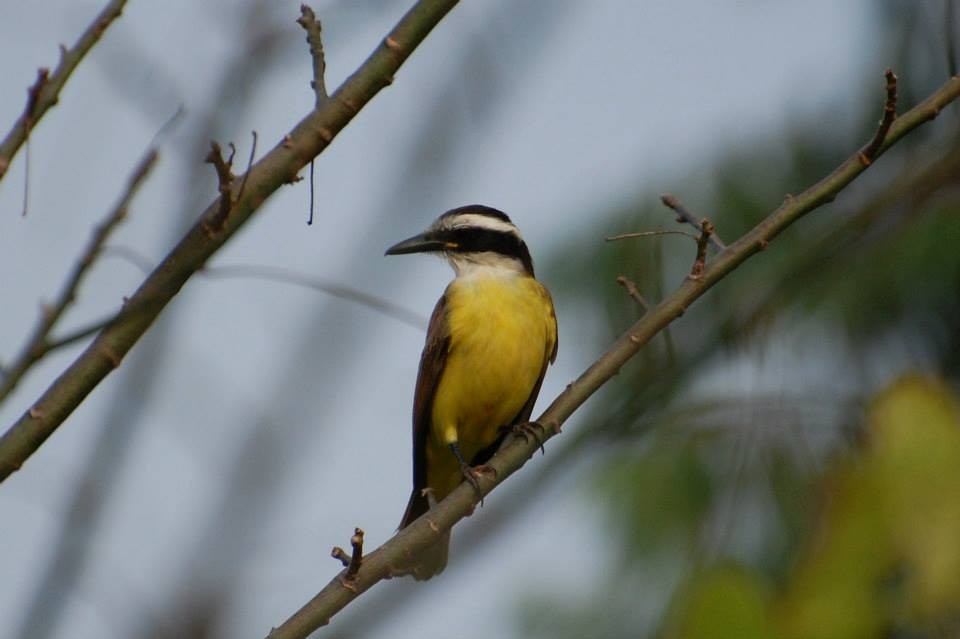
left=0, top=1, right=875, bottom=638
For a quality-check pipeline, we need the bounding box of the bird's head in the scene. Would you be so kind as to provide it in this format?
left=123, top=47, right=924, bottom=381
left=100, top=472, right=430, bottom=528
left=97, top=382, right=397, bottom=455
left=385, top=205, right=534, bottom=276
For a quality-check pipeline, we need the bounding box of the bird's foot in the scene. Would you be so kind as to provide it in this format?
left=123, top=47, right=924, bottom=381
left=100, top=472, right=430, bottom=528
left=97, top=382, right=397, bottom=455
left=420, top=486, right=439, bottom=509
left=449, top=442, right=496, bottom=506
left=458, top=462, right=496, bottom=506
left=512, top=420, right=548, bottom=455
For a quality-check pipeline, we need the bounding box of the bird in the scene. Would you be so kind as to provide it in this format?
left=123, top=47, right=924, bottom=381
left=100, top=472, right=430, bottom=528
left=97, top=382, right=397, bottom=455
left=385, top=204, right=558, bottom=580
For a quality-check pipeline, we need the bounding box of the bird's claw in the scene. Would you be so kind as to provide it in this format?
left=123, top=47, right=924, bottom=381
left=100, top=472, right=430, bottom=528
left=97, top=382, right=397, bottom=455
left=512, top=420, right=547, bottom=455
left=459, top=462, right=495, bottom=506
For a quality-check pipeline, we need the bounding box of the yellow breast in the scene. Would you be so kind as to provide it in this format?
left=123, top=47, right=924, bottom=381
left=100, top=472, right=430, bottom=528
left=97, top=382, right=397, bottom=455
left=426, top=272, right=556, bottom=497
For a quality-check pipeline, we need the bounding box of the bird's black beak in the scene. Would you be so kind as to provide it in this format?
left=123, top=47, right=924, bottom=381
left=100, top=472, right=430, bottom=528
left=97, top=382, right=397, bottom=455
left=384, top=231, right=455, bottom=256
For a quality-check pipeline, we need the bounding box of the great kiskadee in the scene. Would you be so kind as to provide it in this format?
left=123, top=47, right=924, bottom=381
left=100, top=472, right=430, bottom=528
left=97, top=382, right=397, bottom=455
left=385, top=205, right=558, bottom=580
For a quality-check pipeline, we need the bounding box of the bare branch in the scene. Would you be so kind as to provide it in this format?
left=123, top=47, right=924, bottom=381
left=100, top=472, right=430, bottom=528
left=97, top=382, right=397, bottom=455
left=262, top=71, right=960, bottom=639
left=236, top=131, right=258, bottom=204
left=307, top=159, right=316, bottom=225
left=606, top=229, right=700, bottom=242
left=0, top=150, right=158, bottom=404
left=688, top=218, right=715, bottom=280
left=204, top=141, right=235, bottom=233
left=346, top=529, right=364, bottom=579
left=660, top=193, right=727, bottom=250
left=0, top=0, right=461, bottom=480
left=297, top=4, right=329, bottom=106
left=947, top=0, right=958, bottom=78
left=34, top=259, right=430, bottom=361
left=330, top=547, right=351, bottom=568
left=0, top=0, right=128, bottom=183
left=859, top=68, right=898, bottom=164
left=615, top=275, right=650, bottom=312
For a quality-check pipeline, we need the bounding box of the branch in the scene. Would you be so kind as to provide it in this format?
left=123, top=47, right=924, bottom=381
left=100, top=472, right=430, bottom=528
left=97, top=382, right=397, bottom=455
left=24, top=260, right=429, bottom=366
left=859, top=68, right=898, bottom=164
left=615, top=275, right=649, bottom=312
left=204, top=141, right=236, bottom=233
left=660, top=193, right=726, bottom=250
left=606, top=229, right=699, bottom=241
left=688, top=218, right=715, bottom=280
left=0, top=150, right=158, bottom=404
left=263, top=72, right=960, bottom=639
left=0, top=0, right=127, bottom=183
left=0, top=0, right=461, bottom=480
left=326, top=528, right=364, bottom=590
left=297, top=4, right=329, bottom=106
left=949, top=0, right=959, bottom=78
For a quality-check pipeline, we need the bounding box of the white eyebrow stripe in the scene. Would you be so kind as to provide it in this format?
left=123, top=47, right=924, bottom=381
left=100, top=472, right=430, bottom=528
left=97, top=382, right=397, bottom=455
left=441, top=213, right=520, bottom=236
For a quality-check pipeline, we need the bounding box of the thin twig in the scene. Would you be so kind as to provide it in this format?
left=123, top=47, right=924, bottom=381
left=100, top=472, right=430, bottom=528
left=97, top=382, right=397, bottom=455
left=0, top=150, right=158, bottom=404
left=204, top=141, right=234, bottom=233
left=606, top=230, right=700, bottom=242
left=615, top=275, right=649, bottom=312
left=859, top=68, right=898, bottom=164
left=307, top=159, right=316, bottom=226
left=688, top=218, right=715, bottom=280
left=947, top=0, right=958, bottom=78
left=331, top=547, right=351, bottom=567
left=35, top=255, right=429, bottom=360
left=236, top=131, right=258, bottom=204
left=20, top=68, right=50, bottom=216
left=0, top=0, right=128, bottom=183
left=298, top=4, right=329, bottom=106
left=660, top=194, right=727, bottom=250
left=200, top=265, right=428, bottom=330
left=262, top=71, right=960, bottom=639
left=107, top=249, right=428, bottom=330
left=347, top=528, right=364, bottom=578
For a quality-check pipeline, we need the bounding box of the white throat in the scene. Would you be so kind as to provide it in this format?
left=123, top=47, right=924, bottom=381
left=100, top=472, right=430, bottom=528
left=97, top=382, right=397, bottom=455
left=447, top=252, right=525, bottom=279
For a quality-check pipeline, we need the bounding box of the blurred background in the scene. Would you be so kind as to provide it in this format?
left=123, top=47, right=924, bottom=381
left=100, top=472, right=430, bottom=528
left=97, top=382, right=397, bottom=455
left=1, top=1, right=959, bottom=638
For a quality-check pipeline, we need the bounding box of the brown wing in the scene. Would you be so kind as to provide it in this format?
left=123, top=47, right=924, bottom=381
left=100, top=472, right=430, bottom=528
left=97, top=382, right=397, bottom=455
left=399, top=294, right=449, bottom=528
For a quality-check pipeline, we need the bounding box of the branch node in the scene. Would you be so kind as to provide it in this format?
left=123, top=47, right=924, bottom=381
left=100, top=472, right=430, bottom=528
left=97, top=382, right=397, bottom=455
left=687, top=218, right=715, bottom=280
left=615, top=275, right=650, bottom=312
left=282, top=134, right=294, bottom=149
left=236, top=131, right=258, bottom=205
left=297, top=4, right=329, bottom=106
left=204, top=141, right=235, bottom=234
left=860, top=68, right=898, bottom=162
left=28, top=407, right=43, bottom=420
left=660, top=194, right=726, bottom=250
left=337, top=576, right=358, bottom=593
left=337, top=95, right=358, bottom=114
left=333, top=528, right=363, bottom=590
left=99, top=344, right=122, bottom=368
left=25, top=68, right=51, bottom=125
left=384, top=36, right=403, bottom=55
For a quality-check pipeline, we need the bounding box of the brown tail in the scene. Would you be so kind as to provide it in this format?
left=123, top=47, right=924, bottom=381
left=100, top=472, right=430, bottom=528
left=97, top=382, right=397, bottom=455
left=396, top=489, right=450, bottom=580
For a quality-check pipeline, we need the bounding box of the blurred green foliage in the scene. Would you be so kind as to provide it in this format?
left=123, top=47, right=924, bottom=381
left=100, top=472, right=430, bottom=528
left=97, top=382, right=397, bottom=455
left=519, top=3, right=960, bottom=638
left=668, top=377, right=960, bottom=639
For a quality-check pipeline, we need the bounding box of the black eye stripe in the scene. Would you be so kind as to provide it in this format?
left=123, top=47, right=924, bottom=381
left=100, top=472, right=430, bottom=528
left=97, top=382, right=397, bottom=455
left=448, top=228, right=519, bottom=252
left=442, top=227, right=534, bottom=275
